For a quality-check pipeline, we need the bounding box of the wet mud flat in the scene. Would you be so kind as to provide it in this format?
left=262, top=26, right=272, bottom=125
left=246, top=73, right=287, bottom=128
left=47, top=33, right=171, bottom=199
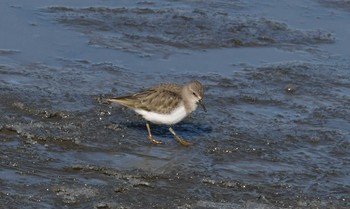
left=1, top=0, right=350, bottom=208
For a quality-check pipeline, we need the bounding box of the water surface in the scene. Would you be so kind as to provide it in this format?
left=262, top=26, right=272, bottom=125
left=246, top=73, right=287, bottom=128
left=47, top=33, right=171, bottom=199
left=0, top=0, right=349, bottom=208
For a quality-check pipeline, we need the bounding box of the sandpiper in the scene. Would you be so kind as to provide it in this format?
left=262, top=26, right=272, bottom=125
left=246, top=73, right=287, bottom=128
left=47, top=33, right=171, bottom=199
left=107, top=80, right=206, bottom=145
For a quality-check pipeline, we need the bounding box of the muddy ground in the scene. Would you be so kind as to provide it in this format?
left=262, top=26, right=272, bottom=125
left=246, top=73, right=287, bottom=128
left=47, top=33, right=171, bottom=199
left=1, top=0, right=349, bottom=208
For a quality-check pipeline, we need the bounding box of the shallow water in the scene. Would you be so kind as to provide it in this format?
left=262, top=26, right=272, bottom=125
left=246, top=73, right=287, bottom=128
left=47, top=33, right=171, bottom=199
left=1, top=0, right=350, bottom=208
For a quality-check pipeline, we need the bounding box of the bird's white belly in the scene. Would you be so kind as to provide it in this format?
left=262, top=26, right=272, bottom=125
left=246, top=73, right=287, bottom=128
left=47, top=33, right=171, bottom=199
left=135, top=105, right=187, bottom=125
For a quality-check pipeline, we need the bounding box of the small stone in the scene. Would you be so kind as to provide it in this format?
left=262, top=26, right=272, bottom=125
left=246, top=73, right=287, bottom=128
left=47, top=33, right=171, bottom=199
left=285, top=84, right=296, bottom=93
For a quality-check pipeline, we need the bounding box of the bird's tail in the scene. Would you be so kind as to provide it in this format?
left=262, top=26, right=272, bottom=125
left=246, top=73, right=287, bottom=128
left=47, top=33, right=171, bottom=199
left=106, top=96, right=136, bottom=108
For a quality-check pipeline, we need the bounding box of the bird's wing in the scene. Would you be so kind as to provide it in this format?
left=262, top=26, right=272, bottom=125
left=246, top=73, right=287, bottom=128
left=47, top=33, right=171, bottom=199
left=108, top=88, right=183, bottom=114
left=133, top=88, right=183, bottom=114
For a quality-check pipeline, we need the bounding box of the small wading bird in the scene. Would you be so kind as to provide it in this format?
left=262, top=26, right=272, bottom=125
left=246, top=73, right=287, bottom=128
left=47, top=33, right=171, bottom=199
left=107, top=80, right=206, bottom=145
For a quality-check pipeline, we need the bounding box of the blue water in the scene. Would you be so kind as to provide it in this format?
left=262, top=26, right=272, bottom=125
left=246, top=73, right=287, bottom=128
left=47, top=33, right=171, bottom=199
left=0, top=0, right=349, bottom=208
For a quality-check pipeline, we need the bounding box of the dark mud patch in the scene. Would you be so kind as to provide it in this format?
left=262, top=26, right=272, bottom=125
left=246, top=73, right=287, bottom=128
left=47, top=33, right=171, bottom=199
left=1, top=60, right=350, bottom=208
left=317, top=0, right=350, bottom=12
left=207, top=62, right=350, bottom=207
left=44, top=6, right=334, bottom=56
left=0, top=49, right=20, bottom=56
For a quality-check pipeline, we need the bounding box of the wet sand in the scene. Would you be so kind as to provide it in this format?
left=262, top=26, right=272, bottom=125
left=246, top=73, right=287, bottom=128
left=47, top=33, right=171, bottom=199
left=1, top=0, right=349, bottom=208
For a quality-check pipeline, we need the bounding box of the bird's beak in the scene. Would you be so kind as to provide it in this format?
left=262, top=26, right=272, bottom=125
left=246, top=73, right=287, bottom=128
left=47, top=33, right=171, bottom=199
left=198, top=99, right=207, bottom=112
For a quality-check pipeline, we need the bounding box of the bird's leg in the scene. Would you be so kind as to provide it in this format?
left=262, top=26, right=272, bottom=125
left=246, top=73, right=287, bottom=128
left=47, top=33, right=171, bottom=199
left=146, top=121, right=163, bottom=144
left=168, top=127, right=191, bottom=146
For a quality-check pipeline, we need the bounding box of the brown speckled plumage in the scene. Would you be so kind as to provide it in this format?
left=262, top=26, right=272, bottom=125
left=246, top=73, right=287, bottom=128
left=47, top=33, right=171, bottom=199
left=108, top=80, right=204, bottom=114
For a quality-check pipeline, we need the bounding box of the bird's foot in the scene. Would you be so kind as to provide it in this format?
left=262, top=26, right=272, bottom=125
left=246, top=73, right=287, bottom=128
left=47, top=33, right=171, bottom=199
left=168, top=127, right=191, bottom=146
left=149, top=136, right=163, bottom=144
left=174, top=135, right=191, bottom=146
